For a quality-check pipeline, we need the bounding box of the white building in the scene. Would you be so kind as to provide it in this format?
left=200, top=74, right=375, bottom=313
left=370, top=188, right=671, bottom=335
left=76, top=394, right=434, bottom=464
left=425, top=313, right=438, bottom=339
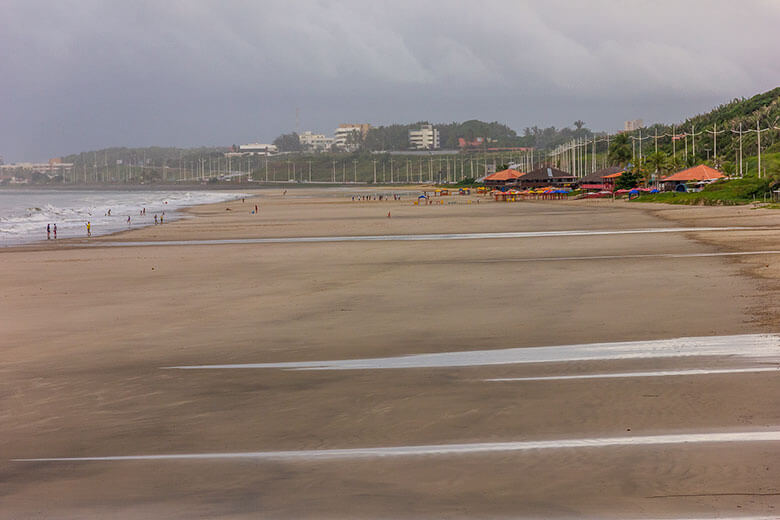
left=298, top=131, right=334, bottom=151
left=333, top=124, right=370, bottom=151
left=237, top=143, right=278, bottom=156
left=624, top=119, right=644, bottom=132
left=0, top=162, right=74, bottom=175
left=409, top=124, right=440, bottom=150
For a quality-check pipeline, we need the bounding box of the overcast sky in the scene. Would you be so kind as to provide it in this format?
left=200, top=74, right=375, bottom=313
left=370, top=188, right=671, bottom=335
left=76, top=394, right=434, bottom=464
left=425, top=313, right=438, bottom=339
left=2, top=0, right=779, bottom=161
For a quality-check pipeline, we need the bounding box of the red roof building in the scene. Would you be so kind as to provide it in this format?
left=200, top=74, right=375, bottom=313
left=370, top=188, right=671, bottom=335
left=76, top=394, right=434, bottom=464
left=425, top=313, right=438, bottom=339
left=484, top=168, right=525, bottom=186
left=661, top=165, right=725, bottom=183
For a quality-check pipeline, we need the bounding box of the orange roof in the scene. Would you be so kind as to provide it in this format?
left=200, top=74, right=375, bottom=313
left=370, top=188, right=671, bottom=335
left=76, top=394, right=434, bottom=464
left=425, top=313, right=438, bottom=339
left=662, top=165, right=725, bottom=182
left=485, top=169, right=524, bottom=181
left=603, top=172, right=623, bottom=179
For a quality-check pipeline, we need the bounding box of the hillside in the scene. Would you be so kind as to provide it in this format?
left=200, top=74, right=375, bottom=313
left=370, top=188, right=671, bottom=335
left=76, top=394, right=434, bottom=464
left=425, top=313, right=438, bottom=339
left=619, top=87, right=780, bottom=174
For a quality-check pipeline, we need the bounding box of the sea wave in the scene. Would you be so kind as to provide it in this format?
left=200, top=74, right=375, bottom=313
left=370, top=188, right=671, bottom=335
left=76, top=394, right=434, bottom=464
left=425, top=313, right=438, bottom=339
left=0, top=189, right=247, bottom=245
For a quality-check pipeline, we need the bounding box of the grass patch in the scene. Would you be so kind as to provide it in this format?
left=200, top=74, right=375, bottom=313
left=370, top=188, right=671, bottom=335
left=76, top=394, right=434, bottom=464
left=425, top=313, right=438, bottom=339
left=635, top=175, right=772, bottom=205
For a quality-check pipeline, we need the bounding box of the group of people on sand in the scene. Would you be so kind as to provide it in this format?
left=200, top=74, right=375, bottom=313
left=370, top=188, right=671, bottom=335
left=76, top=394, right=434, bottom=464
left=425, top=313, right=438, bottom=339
left=351, top=194, right=403, bottom=202
left=45, top=203, right=181, bottom=240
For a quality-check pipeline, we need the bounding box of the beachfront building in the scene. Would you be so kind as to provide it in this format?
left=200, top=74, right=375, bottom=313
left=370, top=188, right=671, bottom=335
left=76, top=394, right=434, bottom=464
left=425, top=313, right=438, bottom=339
left=483, top=168, right=524, bottom=187
left=409, top=124, right=440, bottom=150
left=334, top=124, right=371, bottom=152
left=578, top=166, right=625, bottom=191
left=661, top=164, right=725, bottom=192
left=0, top=160, right=74, bottom=176
left=458, top=137, right=485, bottom=149
left=517, top=166, right=576, bottom=189
left=237, top=143, right=278, bottom=156
left=298, top=131, right=334, bottom=152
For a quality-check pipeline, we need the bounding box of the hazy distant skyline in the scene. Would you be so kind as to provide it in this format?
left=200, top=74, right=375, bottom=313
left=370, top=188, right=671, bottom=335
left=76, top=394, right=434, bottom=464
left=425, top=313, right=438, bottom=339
left=2, top=0, right=779, bottom=162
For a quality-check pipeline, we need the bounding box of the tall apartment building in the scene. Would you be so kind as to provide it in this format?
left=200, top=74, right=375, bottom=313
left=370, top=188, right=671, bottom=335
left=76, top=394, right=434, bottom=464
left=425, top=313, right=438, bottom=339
left=298, top=131, right=334, bottom=151
left=624, top=119, right=644, bottom=132
left=409, top=124, right=440, bottom=150
left=333, top=123, right=371, bottom=151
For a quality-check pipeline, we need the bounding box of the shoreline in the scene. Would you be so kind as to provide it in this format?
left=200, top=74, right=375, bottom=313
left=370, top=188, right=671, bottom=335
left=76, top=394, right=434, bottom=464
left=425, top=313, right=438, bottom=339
left=0, top=188, right=253, bottom=250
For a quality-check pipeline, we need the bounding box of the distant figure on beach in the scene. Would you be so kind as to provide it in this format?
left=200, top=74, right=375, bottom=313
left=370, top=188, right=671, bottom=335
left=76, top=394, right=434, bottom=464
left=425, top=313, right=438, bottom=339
left=107, top=209, right=111, bottom=216
left=143, top=207, right=146, bottom=215
left=255, top=204, right=258, bottom=213
left=86, top=221, right=91, bottom=237
left=283, top=190, right=287, bottom=196
left=160, top=215, right=164, bottom=224
left=154, top=214, right=158, bottom=225
left=47, top=224, right=51, bottom=240
left=242, top=198, right=245, bottom=203
left=53, top=224, right=57, bottom=239
left=127, top=216, right=131, bottom=225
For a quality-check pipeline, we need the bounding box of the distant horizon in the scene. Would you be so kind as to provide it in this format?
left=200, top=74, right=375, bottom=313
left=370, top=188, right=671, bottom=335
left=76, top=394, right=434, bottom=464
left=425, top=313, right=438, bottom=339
left=4, top=85, right=773, bottom=164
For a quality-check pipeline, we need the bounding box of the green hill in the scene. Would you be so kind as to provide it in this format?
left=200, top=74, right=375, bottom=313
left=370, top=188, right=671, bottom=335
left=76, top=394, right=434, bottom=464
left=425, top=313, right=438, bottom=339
left=619, top=87, right=780, bottom=175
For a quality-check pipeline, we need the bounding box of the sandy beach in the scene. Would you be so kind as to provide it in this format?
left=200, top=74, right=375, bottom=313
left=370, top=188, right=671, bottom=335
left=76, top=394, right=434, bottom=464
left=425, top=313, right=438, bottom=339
left=2, top=189, right=779, bottom=519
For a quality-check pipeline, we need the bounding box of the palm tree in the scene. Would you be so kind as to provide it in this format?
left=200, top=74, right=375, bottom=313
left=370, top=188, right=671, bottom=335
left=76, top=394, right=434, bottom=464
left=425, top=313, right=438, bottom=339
left=668, top=154, right=686, bottom=173
left=645, top=151, right=669, bottom=175
left=608, top=134, right=631, bottom=166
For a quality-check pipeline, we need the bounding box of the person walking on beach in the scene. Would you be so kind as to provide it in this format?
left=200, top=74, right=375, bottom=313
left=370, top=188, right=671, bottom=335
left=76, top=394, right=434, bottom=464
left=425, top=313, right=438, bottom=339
left=255, top=204, right=258, bottom=213
left=154, top=214, right=158, bottom=225
left=160, top=214, right=164, bottom=224
left=47, top=224, right=51, bottom=240
left=127, top=216, right=131, bottom=225
left=86, top=221, right=91, bottom=237
left=53, top=224, right=57, bottom=239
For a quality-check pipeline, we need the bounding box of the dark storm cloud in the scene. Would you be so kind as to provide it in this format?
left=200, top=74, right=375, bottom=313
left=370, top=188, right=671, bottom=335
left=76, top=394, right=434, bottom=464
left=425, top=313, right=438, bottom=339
left=1, top=0, right=778, bottom=161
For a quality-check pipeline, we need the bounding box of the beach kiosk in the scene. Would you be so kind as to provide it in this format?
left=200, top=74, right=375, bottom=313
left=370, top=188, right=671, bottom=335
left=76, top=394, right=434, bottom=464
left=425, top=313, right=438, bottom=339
left=660, top=165, right=725, bottom=192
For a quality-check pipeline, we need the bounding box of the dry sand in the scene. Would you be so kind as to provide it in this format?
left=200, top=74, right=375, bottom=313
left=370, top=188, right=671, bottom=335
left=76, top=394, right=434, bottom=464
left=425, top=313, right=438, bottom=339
left=1, top=189, right=779, bottom=519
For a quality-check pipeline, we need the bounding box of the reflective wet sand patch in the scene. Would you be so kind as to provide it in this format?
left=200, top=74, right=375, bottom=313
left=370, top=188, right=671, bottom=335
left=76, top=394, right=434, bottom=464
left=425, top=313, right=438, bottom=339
left=15, top=430, right=780, bottom=462
left=91, top=225, right=769, bottom=247
left=165, top=334, right=780, bottom=371
left=484, top=366, right=780, bottom=382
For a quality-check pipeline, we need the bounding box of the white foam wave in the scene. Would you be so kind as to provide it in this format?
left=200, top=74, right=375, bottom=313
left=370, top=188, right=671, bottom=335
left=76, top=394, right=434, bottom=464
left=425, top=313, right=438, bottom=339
left=0, top=190, right=247, bottom=245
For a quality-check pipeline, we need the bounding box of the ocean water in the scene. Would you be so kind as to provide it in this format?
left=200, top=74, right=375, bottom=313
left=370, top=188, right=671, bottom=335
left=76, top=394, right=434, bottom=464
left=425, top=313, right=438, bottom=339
left=0, top=189, right=247, bottom=246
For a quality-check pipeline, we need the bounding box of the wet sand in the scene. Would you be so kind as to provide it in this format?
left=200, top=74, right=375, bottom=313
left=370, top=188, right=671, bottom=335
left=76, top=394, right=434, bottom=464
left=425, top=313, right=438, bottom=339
left=1, top=190, right=779, bottom=519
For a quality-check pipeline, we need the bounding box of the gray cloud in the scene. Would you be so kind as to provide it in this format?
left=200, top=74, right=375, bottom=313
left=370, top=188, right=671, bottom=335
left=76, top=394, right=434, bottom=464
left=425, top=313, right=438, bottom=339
left=2, top=0, right=779, bottom=161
